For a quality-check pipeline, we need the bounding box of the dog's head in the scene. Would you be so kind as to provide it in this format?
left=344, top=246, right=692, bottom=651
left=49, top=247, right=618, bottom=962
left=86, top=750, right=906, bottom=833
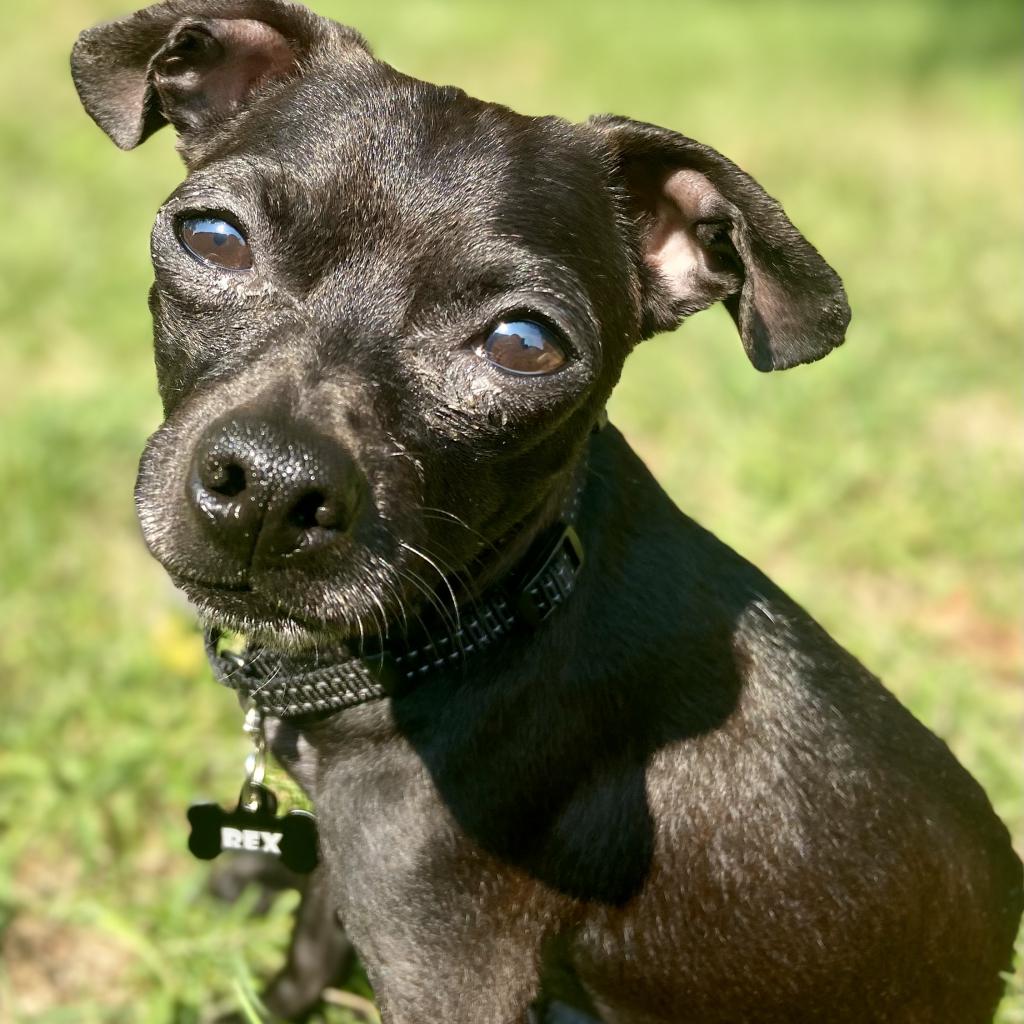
left=72, top=0, right=849, bottom=646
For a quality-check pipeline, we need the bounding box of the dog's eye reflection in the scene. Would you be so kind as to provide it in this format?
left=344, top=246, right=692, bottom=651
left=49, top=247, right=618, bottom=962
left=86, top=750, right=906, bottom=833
left=178, top=217, right=253, bottom=271
left=476, top=320, right=567, bottom=376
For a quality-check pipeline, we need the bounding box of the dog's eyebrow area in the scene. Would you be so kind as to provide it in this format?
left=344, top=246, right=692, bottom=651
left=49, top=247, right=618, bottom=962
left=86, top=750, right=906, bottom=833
left=411, top=235, right=601, bottom=316
left=166, top=150, right=611, bottom=347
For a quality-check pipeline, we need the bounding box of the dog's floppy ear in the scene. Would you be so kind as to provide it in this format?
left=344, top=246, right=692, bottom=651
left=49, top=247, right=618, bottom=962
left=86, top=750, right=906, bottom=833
left=590, top=115, right=850, bottom=371
left=71, top=0, right=368, bottom=153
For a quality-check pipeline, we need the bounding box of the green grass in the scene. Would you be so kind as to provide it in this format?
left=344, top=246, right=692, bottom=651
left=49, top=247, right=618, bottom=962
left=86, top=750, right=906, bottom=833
left=1, top=0, right=1020, bottom=1020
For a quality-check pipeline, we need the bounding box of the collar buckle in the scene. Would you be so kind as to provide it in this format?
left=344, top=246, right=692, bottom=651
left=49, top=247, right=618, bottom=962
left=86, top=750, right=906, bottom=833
left=514, top=523, right=584, bottom=627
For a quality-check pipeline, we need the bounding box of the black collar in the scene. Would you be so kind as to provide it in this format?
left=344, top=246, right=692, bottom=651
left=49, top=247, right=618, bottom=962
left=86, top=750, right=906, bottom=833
left=204, top=460, right=589, bottom=719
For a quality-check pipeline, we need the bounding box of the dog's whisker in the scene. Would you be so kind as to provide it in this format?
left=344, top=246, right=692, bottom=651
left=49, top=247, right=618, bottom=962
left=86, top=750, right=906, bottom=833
left=420, top=506, right=498, bottom=555
left=353, top=607, right=365, bottom=653
left=392, top=565, right=461, bottom=641
left=399, top=541, right=463, bottom=639
left=371, top=591, right=390, bottom=642
left=413, top=536, right=488, bottom=627
left=249, top=662, right=281, bottom=697
left=379, top=573, right=410, bottom=635
left=363, top=596, right=386, bottom=648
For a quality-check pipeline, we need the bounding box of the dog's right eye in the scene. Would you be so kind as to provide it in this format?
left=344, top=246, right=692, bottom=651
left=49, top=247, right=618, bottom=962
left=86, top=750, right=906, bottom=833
left=475, top=320, right=567, bottom=376
left=178, top=217, right=253, bottom=271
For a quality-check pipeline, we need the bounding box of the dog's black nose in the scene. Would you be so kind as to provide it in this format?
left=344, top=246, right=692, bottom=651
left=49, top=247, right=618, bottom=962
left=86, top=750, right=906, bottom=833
left=189, top=413, right=366, bottom=567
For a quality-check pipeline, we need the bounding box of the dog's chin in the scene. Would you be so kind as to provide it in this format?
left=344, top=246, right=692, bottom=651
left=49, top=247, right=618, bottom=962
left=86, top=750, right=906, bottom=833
left=170, top=574, right=372, bottom=652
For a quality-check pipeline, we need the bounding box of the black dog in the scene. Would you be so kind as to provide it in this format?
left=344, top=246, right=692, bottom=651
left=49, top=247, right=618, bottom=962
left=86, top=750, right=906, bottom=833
left=72, top=3, right=1022, bottom=1021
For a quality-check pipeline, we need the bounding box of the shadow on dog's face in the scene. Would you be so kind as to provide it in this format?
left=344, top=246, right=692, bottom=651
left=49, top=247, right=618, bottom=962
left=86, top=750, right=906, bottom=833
left=72, top=1, right=849, bottom=647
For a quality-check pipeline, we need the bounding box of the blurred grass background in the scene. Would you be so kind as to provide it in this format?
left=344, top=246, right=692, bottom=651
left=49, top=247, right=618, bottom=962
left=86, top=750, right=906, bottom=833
left=0, top=0, right=1020, bottom=1020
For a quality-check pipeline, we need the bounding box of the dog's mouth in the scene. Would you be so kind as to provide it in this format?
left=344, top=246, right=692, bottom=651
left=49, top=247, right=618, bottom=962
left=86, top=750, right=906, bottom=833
left=164, top=538, right=475, bottom=652
left=172, top=573, right=253, bottom=594
left=166, top=516, right=542, bottom=653
left=179, top=597, right=379, bottom=653
left=169, top=572, right=387, bottom=650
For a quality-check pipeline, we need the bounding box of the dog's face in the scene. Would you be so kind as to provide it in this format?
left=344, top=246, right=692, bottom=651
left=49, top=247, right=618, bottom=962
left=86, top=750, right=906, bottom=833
left=72, top=0, right=849, bottom=646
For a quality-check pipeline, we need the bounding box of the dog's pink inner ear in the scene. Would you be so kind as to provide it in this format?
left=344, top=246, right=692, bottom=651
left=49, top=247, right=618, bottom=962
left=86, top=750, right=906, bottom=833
left=152, top=18, right=297, bottom=136
left=642, top=169, right=742, bottom=316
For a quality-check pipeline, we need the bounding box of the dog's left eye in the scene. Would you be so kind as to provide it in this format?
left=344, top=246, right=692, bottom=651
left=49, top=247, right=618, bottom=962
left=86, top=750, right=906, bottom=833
left=475, top=320, right=567, bottom=376
left=178, top=217, right=253, bottom=271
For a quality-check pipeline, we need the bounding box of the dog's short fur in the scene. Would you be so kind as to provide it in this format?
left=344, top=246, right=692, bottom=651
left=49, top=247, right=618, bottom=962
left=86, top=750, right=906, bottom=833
left=72, top=3, right=1022, bottom=1021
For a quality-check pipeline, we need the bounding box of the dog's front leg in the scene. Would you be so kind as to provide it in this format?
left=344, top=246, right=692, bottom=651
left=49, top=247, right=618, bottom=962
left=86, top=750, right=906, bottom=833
left=374, top=983, right=540, bottom=1024
left=261, top=864, right=356, bottom=1021
left=333, top=868, right=548, bottom=1024
left=366, top=947, right=541, bottom=1024
left=365, top=939, right=603, bottom=1024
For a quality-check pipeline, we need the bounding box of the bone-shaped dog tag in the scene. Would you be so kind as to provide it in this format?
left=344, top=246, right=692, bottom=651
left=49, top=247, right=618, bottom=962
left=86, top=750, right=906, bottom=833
left=187, top=782, right=319, bottom=874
